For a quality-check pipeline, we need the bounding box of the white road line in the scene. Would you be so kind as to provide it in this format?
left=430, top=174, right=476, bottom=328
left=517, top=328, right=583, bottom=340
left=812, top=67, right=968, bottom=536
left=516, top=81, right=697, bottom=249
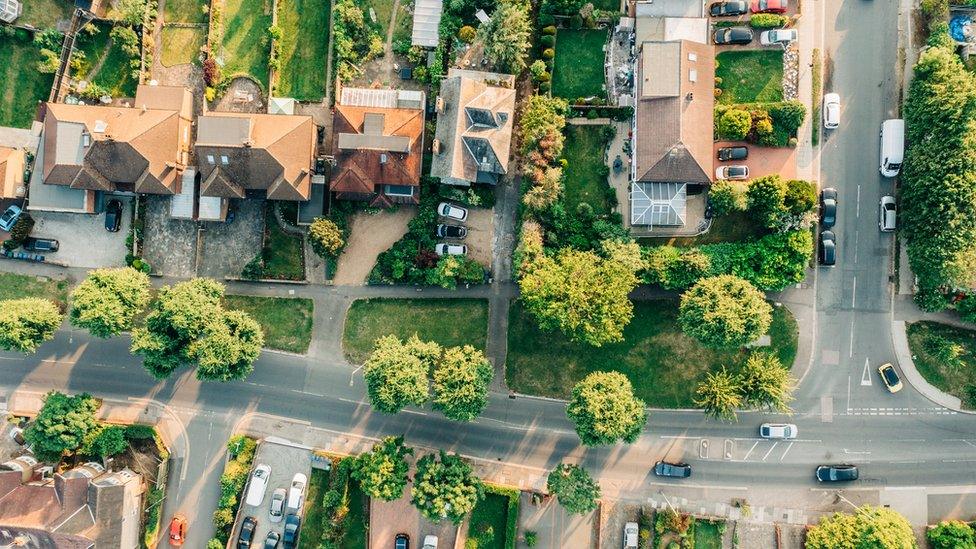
left=943, top=459, right=976, bottom=463
left=846, top=375, right=851, bottom=412
left=742, top=441, right=760, bottom=461
left=851, top=275, right=857, bottom=308
left=854, top=230, right=859, bottom=264
left=762, top=442, right=779, bottom=461
left=856, top=184, right=861, bottom=218
left=779, top=442, right=794, bottom=462
left=861, top=358, right=872, bottom=386
left=961, top=440, right=976, bottom=449
left=849, top=318, right=856, bottom=357
left=659, top=435, right=699, bottom=440
left=401, top=409, right=428, bottom=416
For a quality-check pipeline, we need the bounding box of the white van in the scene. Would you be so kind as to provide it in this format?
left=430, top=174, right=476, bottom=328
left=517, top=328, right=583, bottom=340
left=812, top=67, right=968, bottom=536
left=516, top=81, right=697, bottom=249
left=879, top=119, right=904, bottom=177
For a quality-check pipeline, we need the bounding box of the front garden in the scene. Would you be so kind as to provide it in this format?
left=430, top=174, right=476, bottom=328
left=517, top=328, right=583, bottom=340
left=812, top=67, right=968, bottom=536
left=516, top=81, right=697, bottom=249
left=242, top=203, right=306, bottom=281
left=0, top=30, right=55, bottom=128
left=715, top=50, right=784, bottom=105
left=275, top=0, right=331, bottom=99
left=467, top=484, right=520, bottom=549
left=551, top=28, right=608, bottom=100
left=907, top=321, right=976, bottom=409
left=561, top=124, right=613, bottom=216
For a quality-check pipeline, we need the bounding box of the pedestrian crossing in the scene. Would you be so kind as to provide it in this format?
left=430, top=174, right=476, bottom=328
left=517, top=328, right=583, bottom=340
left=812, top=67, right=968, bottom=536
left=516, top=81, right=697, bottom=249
left=844, top=406, right=957, bottom=416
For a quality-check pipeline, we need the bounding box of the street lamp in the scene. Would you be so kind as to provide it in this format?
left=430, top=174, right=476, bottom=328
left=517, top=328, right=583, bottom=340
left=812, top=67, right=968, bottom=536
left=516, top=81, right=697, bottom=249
left=658, top=490, right=678, bottom=515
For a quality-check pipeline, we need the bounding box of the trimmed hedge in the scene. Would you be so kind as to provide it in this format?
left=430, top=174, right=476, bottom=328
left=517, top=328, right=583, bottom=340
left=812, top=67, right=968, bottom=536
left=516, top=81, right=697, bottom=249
left=715, top=101, right=806, bottom=147
left=212, top=435, right=257, bottom=544
left=749, top=13, right=789, bottom=28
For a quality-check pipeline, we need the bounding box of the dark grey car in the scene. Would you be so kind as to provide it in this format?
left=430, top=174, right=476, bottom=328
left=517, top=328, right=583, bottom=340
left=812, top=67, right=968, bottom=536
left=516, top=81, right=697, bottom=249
left=709, top=1, right=748, bottom=16
left=436, top=224, right=467, bottom=239
left=819, top=230, right=836, bottom=266
left=653, top=461, right=692, bottom=478
left=820, top=187, right=837, bottom=228
left=283, top=514, right=301, bottom=549
left=717, top=146, right=748, bottom=161
left=713, top=27, right=754, bottom=45
left=816, top=464, right=858, bottom=482
left=22, top=237, right=59, bottom=252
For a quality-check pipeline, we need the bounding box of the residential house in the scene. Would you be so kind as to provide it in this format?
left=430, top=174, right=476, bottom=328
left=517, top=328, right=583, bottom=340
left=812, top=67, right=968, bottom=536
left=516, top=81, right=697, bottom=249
left=331, top=87, right=426, bottom=207
left=0, top=147, right=26, bottom=199
left=28, top=84, right=193, bottom=213
left=630, top=39, right=714, bottom=231
left=431, top=69, right=516, bottom=187
left=0, top=458, right=144, bottom=549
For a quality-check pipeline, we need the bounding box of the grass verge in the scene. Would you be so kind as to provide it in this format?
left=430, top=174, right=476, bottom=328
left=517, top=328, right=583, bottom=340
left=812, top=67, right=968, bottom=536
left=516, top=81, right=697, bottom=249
left=161, top=27, right=206, bottom=66
left=219, top=0, right=272, bottom=88
left=468, top=484, right=519, bottom=549
left=0, top=31, right=55, bottom=129
left=276, top=0, right=331, bottom=100
left=907, top=321, right=976, bottom=409
left=506, top=299, right=798, bottom=407
left=552, top=28, right=608, bottom=100
left=342, top=298, right=489, bottom=363
left=223, top=294, right=313, bottom=353
left=715, top=50, right=784, bottom=105
left=562, top=124, right=612, bottom=215
left=811, top=48, right=822, bottom=146
left=0, top=272, right=71, bottom=309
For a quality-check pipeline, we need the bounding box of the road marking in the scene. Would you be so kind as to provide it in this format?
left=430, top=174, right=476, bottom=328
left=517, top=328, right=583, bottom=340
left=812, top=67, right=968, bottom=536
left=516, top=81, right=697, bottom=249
left=660, top=435, right=699, bottom=440
left=761, top=442, right=779, bottom=461
left=943, top=459, right=976, bottom=463
left=861, top=358, right=872, bottom=386
left=843, top=449, right=872, bottom=455
left=851, top=276, right=857, bottom=309
left=724, top=439, right=734, bottom=460
left=846, top=375, right=852, bottom=411
left=780, top=442, right=794, bottom=461
left=401, top=409, right=428, bottom=416
left=854, top=230, right=859, bottom=264
left=959, top=440, right=976, bottom=449
left=742, top=441, right=760, bottom=461
left=699, top=439, right=709, bottom=459
left=849, top=318, right=856, bottom=358
left=821, top=396, right=833, bottom=423
left=856, top=184, right=861, bottom=218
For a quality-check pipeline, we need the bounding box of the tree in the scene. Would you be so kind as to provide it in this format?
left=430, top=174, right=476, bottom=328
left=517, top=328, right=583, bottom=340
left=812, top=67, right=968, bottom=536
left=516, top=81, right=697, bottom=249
left=192, top=310, right=265, bottom=381
left=109, top=25, right=140, bottom=57
left=718, top=109, right=752, bottom=141
left=478, top=0, right=531, bottom=74
left=23, top=391, right=100, bottom=462
left=114, top=0, right=149, bottom=25
left=695, top=368, right=742, bottom=421
left=679, top=275, right=772, bottom=348
left=546, top=463, right=600, bottom=515
left=352, top=436, right=413, bottom=501
left=308, top=218, right=345, bottom=258
left=523, top=166, right=563, bottom=210
left=928, top=520, right=976, bottom=549
left=362, top=335, right=432, bottom=413
left=708, top=180, right=746, bottom=216
left=746, top=174, right=788, bottom=229
left=739, top=352, right=794, bottom=412
left=411, top=451, right=484, bottom=524
left=432, top=346, right=493, bottom=421
left=806, top=506, right=917, bottom=549
left=519, top=248, right=638, bottom=347
left=519, top=95, right=568, bottom=156
left=0, top=298, right=63, bottom=354
left=86, top=425, right=128, bottom=458
left=70, top=267, right=151, bottom=338
left=784, top=179, right=816, bottom=215
left=566, top=371, right=647, bottom=446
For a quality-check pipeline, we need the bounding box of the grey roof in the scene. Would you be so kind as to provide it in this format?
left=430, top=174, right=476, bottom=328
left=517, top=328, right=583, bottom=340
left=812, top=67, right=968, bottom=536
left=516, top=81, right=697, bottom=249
left=412, top=0, right=444, bottom=47
left=54, top=122, right=86, bottom=167
left=197, top=116, right=252, bottom=145
left=631, top=182, right=687, bottom=226
left=27, top=139, right=90, bottom=212
left=170, top=167, right=195, bottom=219
left=465, top=107, right=498, bottom=128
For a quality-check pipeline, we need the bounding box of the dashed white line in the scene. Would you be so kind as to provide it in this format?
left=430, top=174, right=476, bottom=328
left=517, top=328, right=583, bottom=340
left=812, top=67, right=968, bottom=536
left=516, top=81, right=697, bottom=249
left=761, top=442, right=779, bottom=461
left=742, top=441, right=760, bottom=461
left=779, top=442, right=794, bottom=462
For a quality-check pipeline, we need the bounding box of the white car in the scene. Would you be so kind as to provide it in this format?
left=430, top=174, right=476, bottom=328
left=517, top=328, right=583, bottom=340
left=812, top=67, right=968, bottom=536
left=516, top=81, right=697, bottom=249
left=435, top=243, right=467, bottom=256
left=759, top=423, right=798, bottom=439
left=422, top=535, right=439, bottom=549
left=623, top=522, right=639, bottom=548
left=269, top=488, right=286, bottom=522
left=287, top=472, right=307, bottom=511
left=715, top=165, right=749, bottom=180
left=879, top=196, right=896, bottom=232
left=437, top=202, right=468, bottom=222
left=759, top=28, right=798, bottom=46
left=822, top=93, right=840, bottom=129
left=244, top=464, right=272, bottom=506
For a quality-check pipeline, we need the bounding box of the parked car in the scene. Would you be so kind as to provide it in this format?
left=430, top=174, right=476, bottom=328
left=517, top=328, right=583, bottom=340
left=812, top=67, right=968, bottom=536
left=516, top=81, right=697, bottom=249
left=751, top=0, right=788, bottom=13
left=437, top=202, right=468, bottom=222
left=0, top=204, right=22, bottom=232
left=244, top=464, right=272, bottom=506
left=422, top=535, right=438, bottom=549
left=713, top=26, right=754, bottom=45
left=22, top=237, right=59, bottom=252
left=269, top=488, right=286, bottom=523
left=623, top=522, right=639, bottom=548
left=878, top=363, right=904, bottom=393
left=823, top=93, right=840, bottom=129
left=653, top=461, right=692, bottom=478
left=287, top=473, right=307, bottom=511
left=715, top=165, right=749, bottom=180
left=717, top=146, right=748, bottom=161
left=760, top=423, right=798, bottom=439
left=435, top=243, right=467, bottom=256
left=283, top=514, right=301, bottom=549
left=264, top=531, right=281, bottom=549
left=819, top=230, right=836, bottom=266
left=879, top=196, right=896, bottom=232
left=395, top=533, right=410, bottom=549
left=820, top=187, right=837, bottom=228
left=237, top=516, right=257, bottom=549
left=436, top=224, right=467, bottom=239
left=104, top=199, right=123, bottom=232
left=759, top=28, right=798, bottom=46
left=815, top=464, right=859, bottom=482
left=168, top=514, right=188, bottom=546
left=709, top=0, right=748, bottom=16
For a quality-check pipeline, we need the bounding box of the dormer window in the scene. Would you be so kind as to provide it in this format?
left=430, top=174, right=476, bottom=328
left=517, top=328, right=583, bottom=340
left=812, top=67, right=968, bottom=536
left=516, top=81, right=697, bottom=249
left=207, top=155, right=215, bottom=164
left=220, top=155, right=229, bottom=165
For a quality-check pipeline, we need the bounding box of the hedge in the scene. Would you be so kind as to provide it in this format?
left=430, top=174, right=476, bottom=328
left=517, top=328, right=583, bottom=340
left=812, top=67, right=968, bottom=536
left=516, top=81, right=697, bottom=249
left=487, top=484, right=521, bottom=549
left=211, top=435, right=258, bottom=544
left=749, top=14, right=789, bottom=28
left=715, top=101, right=806, bottom=147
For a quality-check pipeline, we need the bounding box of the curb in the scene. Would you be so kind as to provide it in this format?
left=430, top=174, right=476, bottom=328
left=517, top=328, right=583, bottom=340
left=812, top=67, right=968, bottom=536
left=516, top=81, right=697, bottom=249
left=890, top=320, right=971, bottom=414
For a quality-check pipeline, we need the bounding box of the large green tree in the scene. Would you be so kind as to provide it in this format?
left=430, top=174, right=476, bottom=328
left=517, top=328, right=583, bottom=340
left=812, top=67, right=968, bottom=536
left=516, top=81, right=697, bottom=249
left=806, top=506, right=917, bottom=549
left=362, top=335, right=433, bottom=414
left=478, top=0, right=531, bottom=74
left=352, top=436, right=413, bottom=501
left=411, top=451, right=484, bottom=524
left=85, top=425, right=128, bottom=458
left=546, top=463, right=600, bottom=515
left=518, top=95, right=567, bottom=157
left=23, top=391, right=100, bottom=462
left=679, top=275, right=772, bottom=348
left=70, top=267, right=151, bottom=338
left=694, top=367, right=742, bottom=421
left=928, top=520, right=976, bottom=549
left=0, top=297, right=63, bottom=354
left=739, top=352, right=794, bottom=412
left=432, top=346, right=493, bottom=422
left=746, top=174, right=788, bottom=229
left=566, top=371, right=646, bottom=446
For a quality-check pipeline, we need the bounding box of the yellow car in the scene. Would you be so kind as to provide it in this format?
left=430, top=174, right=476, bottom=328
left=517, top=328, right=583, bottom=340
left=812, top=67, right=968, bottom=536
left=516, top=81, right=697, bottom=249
left=878, top=363, right=903, bottom=393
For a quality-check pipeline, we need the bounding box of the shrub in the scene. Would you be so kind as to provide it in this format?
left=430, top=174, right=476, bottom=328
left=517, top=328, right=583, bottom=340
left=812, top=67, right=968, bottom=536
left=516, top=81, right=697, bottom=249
left=718, top=109, right=752, bottom=141
left=458, top=25, right=476, bottom=42
left=540, top=34, right=555, bottom=47
left=542, top=48, right=555, bottom=59
left=709, top=180, right=746, bottom=216
left=308, top=218, right=345, bottom=258
left=124, top=424, right=157, bottom=440
left=569, top=14, right=583, bottom=28
left=538, top=13, right=555, bottom=26
left=749, top=13, right=789, bottom=28
left=542, top=25, right=557, bottom=35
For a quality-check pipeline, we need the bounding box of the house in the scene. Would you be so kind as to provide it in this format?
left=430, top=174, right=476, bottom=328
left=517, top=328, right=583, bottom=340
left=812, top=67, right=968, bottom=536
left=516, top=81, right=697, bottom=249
left=0, top=458, right=144, bottom=549
left=630, top=39, right=714, bottom=229
left=0, top=147, right=26, bottom=199
left=28, top=84, right=193, bottom=214
left=194, top=112, right=316, bottom=202
left=331, top=87, right=426, bottom=207
left=0, top=0, right=20, bottom=23
left=431, top=69, right=516, bottom=187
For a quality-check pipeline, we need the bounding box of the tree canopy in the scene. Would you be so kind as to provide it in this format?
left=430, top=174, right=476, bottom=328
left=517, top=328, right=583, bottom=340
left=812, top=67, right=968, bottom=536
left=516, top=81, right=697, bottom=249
left=694, top=367, right=742, bottom=421
left=478, top=0, right=531, bottom=74
left=24, top=391, right=100, bottom=462
left=70, top=267, right=151, bottom=338
left=431, top=345, right=493, bottom=422
left=546, top=463, right=600, bottom=515
left=352, top=436, right=413, bottom=501
left=411, top=451, right=484, bottom=524
left=362, top=335, right=432, bottom=414
left=928, top=520, right=976, bottom=549
left=806, top=506, right=917, bottom=549
left=566, top=371, right=647, bottom=446
left=85, top=425, right=128, bottom=458
left=739, top=352, right=794, bottom=412
left=0, top=297, right=63, bottom=354
left=679, top=275, right=772, bottom=348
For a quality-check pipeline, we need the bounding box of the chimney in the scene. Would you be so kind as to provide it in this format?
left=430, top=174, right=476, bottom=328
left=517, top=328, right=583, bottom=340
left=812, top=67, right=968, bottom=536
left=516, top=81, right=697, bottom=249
left=685, top=92, right=694, bottom=101
left=432, top=139, right=441, bottom=154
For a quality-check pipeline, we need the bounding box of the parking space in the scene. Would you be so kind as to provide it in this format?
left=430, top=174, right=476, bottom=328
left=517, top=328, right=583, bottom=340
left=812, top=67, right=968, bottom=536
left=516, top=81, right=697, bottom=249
left=518, top=491, right=597, bottom=549
left=369, top=479, right=459, bottom=549
left=713, top=141, right=796, bottom=180
left=27, top=197, right=131, bottom=268
left=235, top=437, right=312, bottom=549
left=463, top=207, right=494, bottom=269
left=708, top=0, right=800, bottom=50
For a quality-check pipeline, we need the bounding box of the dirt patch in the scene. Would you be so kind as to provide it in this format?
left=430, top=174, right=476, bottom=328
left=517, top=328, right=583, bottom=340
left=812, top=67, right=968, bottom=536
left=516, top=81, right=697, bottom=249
left=599, top=500, right=641, bottom=548
left=333, top=208, right=416, bottom=285
left=464, top=207, right=494, bottom=269
left=212, top=77, right=265, bottom=113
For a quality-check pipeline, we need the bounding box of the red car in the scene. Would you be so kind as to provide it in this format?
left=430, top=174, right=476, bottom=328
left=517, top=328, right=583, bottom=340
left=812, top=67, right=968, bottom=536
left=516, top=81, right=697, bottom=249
left=750, top=0, right=787, bottom=12
left=168, top=514, right=188, bottom=546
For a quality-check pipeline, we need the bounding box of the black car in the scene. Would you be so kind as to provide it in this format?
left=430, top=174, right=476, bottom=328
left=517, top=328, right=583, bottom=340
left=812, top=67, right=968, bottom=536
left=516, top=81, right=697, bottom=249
left=820, top=188, right=838, bottom=228
left=436, top=224, right=467, bottom=239
left=709, top=0, right=748, bottom=16
left=653, top=461, right=692, bottom=478
left=395, top=533, right=410, bottom=549
left=22, top=237, right=59, bottom=252
left=819, top=230, right=836, bottom=266
left=816, top=464, right=858, bottom=482
left=283, top=514, right=301, bottom=549
left=264, top=531, right=281, bottom=549
left=713, top=27, right=754, bottom=45
left=237, top=516, right=257, bottom=549
left=104, top=200, right=123, bottom=232
left=717, top=146, right=748, bottom=161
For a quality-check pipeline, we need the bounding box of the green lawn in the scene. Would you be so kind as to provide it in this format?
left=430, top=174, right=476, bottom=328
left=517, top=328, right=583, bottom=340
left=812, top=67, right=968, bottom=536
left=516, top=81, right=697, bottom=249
left=161, top=27, right=206, bottom=66
left=506, top=300, right=798, bottom=408
left=715, top=50, right=784, bottom=105
left=74, top=22, right=140, bottom=97
left=261, top=205, right=305, bottom=281
left=19, top=0, right=73, bottom=29
left=468, top=486, right=518, bottom=549
left=342, top=298, right=489, bottom=363
left=907, top=321, right=976, bottom=409
left=694, top=520, right=725, bottom=549
left=163, top=0, right=209, bottom=23
left=276, top=0, right=331, bottom=100
left=341, top=482, right=368, bottom=549
left=297, top=468, right=330, bottom=549
left=0, top=272, right=71, bottom=310
left=220, top=0, right=272, bottom=88
left=223, top=295, right=313, bottom=353
left=552, top=28, right=608, bottom=100
left=0, top=32, right=54, bottom=129
left=643, top=210, right=768, bottom=247
left=562, top=124, right=611, bottom=215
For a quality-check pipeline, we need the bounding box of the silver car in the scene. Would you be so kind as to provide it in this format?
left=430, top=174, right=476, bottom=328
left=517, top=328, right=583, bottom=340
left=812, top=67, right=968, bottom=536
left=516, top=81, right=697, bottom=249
left=879, top=196, right=896, bottom=232
left=759, top=423, right=798, bottom=439
left=269, top=488, right=286, bottom=523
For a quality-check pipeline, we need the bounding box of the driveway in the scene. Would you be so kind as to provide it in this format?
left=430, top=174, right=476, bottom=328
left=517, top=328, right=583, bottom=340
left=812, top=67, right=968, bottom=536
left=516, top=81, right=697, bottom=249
left=234, top=438, right=312, bottom=549
left=463, top=206, right=493, bottom=269
left=369, top=479, right=459, bottom=549
left=714, top=141, right=796, bottom=180
left=333, top=208, right=415, bottom=285
left=28, top=198, right=131, bottom=268
left=518, top=492, right=596, bottom=549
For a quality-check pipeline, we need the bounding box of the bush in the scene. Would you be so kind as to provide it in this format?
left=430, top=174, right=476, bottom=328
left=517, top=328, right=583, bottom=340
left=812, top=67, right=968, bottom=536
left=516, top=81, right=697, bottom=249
left=538, top=13, right=555, bottom=26
left=718, top=109, right=752, bottom=141
left=308, top=217, right=345, bottom=258
left=569, top=14, right=583, bottom=28
left=540, top=34, right=555, bottom=47
left=124, top=424, right=157, bottom=440
left=542, top=25, right=557, bottom=35
left=749, top=13, right=789, bottom=28
left=709, top=180, right=746, bottom=216
left=542, top=48, right=555, bottom=59
left=458, top=25, right=476, bottom=42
